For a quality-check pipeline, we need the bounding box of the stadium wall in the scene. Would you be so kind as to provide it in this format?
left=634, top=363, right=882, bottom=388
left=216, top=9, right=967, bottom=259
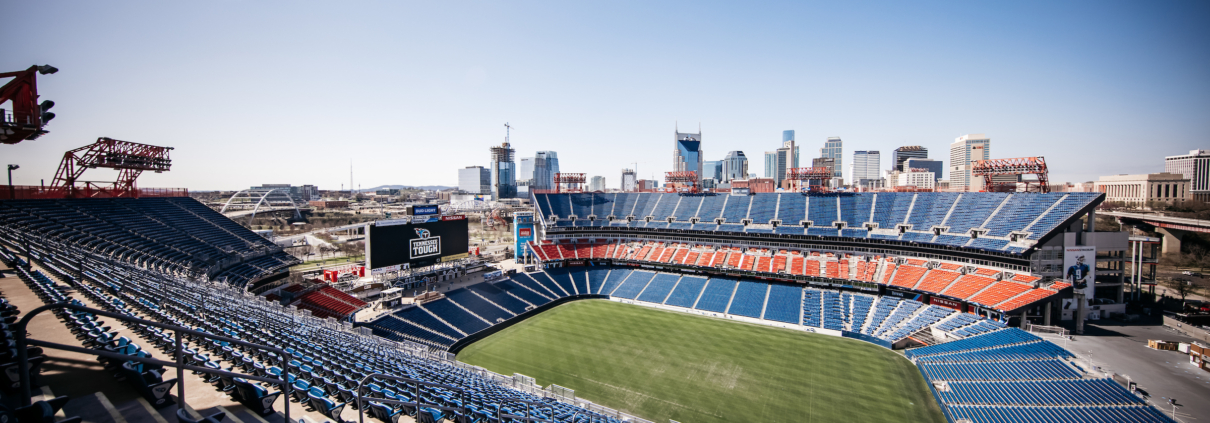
left=447, top=294, right=609, bottom=354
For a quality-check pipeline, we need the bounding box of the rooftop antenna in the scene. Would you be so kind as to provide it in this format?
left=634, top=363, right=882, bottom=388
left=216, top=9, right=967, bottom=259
left=350, top=160, right=354, bottom=196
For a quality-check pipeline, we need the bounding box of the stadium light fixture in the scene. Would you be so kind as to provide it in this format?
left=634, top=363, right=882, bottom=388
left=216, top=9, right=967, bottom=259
left=37, top=65, right=58, bottom=75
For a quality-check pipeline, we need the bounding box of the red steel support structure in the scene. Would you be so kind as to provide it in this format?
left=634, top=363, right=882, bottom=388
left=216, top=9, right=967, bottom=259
left=786, top=167, right=832, bottom=192
left=0, top=65, right=58, bottom=144
left=553, top=173, right=586, bottom=194
left=51, top=137, right=175, bottom=198
left=971, top=156, right=1050, bottom=193
left=664, top=171, right=699, bottom=193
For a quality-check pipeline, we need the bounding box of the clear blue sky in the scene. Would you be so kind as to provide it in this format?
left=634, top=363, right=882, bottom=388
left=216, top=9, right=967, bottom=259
left=3, top=1, right=1208, bottom=190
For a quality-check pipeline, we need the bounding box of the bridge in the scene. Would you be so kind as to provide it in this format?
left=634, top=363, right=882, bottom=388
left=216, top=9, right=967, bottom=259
left=1100, top=210, right=1210, bottom=254
left=223, top=206, right=303, bottom=218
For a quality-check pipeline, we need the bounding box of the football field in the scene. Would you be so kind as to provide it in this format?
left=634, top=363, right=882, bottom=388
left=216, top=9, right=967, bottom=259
left=457, top=300, right=946, bottom=423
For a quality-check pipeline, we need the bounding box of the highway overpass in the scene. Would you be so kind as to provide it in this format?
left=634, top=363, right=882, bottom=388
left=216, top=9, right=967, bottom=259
left=1101, top=210, right=1210, bottom=254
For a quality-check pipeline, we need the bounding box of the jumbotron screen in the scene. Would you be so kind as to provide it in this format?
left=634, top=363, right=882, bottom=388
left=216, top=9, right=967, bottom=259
left=366, top=216, right=469, bottom=270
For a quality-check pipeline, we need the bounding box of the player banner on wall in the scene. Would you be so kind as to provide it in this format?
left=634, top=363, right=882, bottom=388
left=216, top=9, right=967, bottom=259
left=1064, top=246, right=1095, bottom=297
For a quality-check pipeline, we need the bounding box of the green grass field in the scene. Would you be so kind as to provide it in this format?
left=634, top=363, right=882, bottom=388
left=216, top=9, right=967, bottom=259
left=457, top=300, right=946, bottom=423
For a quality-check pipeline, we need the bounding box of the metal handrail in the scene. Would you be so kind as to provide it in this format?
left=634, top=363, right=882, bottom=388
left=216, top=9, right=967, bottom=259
left=13, top=302, right=293, bottom=422
left=355, top=373, right=466, bottom=423
left=497, top=397, right=554, bottom=422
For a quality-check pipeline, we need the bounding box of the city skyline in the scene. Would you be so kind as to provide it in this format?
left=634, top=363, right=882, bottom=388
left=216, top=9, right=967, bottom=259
left=3, top=1, right=1208, bottom=190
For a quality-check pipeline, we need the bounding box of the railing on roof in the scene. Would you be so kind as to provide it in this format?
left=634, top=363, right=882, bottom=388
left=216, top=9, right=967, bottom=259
left=0, top=185, right=189, bottom=199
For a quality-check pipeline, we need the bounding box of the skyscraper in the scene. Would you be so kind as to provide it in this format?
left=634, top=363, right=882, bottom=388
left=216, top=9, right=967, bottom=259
left=530, top=151, right=560, bottom=191
left=850, top=150, right=881, bottom=187
left=673, top=128, right=704, bottom=181
left=765, top=136, right=798, bottom=186
left=722, top=151, right=748, bottom=182
left=764, top=151, right=778, bottom=178
left=903, top=158, right=943, bottom=182
left=518, top=157, right=535, bottom=188
left=621, top=168, right=637, bottom=192
left=458, top=166, right=490, bottom=195
left=490, top=140, right=516, bottom=200
left=783, top=130, right=799, bottom=170
left=589, top=176, right=606, bottom=192
left=821, top=137, right=843, bottom=180
left=891, top=146, right=928, bottom=172
left=702, top=160, right=722, bottom=181
left=950, top=134, right=991, bottom=192
left=1165, top=150, right=1210, bottom=201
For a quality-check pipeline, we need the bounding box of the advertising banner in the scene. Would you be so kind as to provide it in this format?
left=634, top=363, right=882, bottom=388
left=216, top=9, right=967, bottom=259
left=1064, top=246, right=1096, bottom=298
left=412, top=205, right=440, bottom=216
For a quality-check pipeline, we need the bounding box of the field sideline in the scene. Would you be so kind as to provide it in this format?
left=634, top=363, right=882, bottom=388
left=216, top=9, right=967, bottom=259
left=457, top=299, right=946, bottom=423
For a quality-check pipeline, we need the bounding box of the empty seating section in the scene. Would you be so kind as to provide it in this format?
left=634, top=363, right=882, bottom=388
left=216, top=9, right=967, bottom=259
left=663, top=276, right=708, bottom=307
left=697, top=195, right=726, bottom=219
left=916, top=269, right=961, bottom=293
left=884, top=306, right=953, bottom=342
left=776, top=193, right=807, bottom=224
left=996, top=288, right=1055, bottom=311
left=420, top=299, right=490, bottom=334
left=536, top=193, right=1102, bottom=256
left=874, top=301, right=923, bottom=338
left=944, top=193, right=1008, bottom=234
left=807, top=196, right=838, bottom=227
left=468, top=283, right=531, bottom=314
left=748, top=195, right=777, bottom=223
left=446, top=288, right=514, bottom=322
left=919, top=360, right=1080, bottom=381
left=650, top=194, right=679, bottom=219
left=906, top=193, right=960, bottom=229
left=890, top=265, right=927, bottom=288
left=761, top=284, right=802, bottom=323
left=610, top=271, right=655, bottom=299
left=599, top=269, right=633, bottom=295
left=802, top=289, right=822, bottom=327
left=863, top=297, right=899, bottom=335
left=586, top=268, right=610, bottom=294
left=513, top=273, right=559, bottom=298
left=969, top=281, right=1033, bottom=308
left=945, top=405, right=1173, bottom=422
left=636, top=274, right=680, bottom=303
left=839, top=194, right=873, bottom=227
left=1024, top=193, right=1101, bottom=239
left=941, top=275, right=996, bottom=300
left=545, top=269, right=579, bottom=295
left=0, top=198, right=299, bottom=287
left=497, top=278, right=552, bottom=306
left=907, top=328, right=1042, bottom=359
left=983, top=193, right=1063, bottom=237
left=847, top=293, right=874, bottom=332
left=938, top=379, right=1144, bottom=406
left=954, top=320, right=1007, bottom=337
left=388, top=307, right=464, bottom=342
left=918, top=342, right=1073, bottom=364
left=820, top=291, right=844, bottom=331
left=726, top=281, right=768, bottom=317
left=721, top=195, right=751, bottom=223
left=694, top=278, right=737, bottom=313
left=871, top=193, right=913, bottom=228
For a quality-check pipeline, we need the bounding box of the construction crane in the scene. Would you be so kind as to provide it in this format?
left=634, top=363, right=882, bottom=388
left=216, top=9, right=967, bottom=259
left=0, top=64, right=58, bottom=144
left=51, top=137, right=174, bottom=198
left=971, top=156, right=1050, bottom=193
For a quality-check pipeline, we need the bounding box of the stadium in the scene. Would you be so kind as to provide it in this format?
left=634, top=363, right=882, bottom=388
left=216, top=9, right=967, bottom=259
left=0, top=187, right=1180, bottom=422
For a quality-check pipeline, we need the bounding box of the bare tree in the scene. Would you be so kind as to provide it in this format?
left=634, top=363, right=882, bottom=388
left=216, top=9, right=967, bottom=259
left=1172, top=278, right=1194, bottom=310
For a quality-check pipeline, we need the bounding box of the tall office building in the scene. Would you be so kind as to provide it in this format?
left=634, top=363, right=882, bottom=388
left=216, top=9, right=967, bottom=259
left=903, top=158, right=943, bottom=182
left=950, top=134, right=991, bottom=192
left=892, top=146, right=929, bottom=172
left=458, top=166, right=491, bottom=195
left=518, top=157, right=535, bottom=187
left=722, top=151, right=748, bottom=182
left=621, top=169, right=637, bottom=192
left=530, top=151, right=560, bottom=191
left=1165, top=150, right=1210, bottom=201
left=702, top=160, right=723, bottom=181
left=673, top=128, right=704, bottom=181
left=821, top=137, right=843, bottom=180
left=783, top=130, right=799, bottom=168
left=589, top=176, right=606, bottom=192
left=763, top=151, right=777, bottom=178
left=850, top=151, right=881, bottom=187
left=490, top=141, right=516, bottom=200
